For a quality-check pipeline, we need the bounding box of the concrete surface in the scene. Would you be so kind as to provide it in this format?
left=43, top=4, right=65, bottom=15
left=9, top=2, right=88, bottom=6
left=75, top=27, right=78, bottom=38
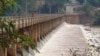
left=35, top=22, right=87, bottom=56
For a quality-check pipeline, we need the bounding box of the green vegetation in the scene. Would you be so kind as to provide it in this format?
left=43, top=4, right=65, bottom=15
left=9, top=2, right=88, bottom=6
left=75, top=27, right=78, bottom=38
left=0, top=0, right=38, bottom=55
left=87, top=0, right=100, bottom=25
left=77, top=0, right=84, bottom=4
left=93, top=11, right=100, bottom=25
left=1, top=0, right=68, bottom=15
left=45, top=0, right=68, bottom=13
left=81, top=3, right=92, bottom=15
left=45, top=0, right=68, bottom=6
left=77, top=0, right=100, bottom=6
left=0, top=19, right=38, bottom=56
left=77, top=0, right=100, bottom=25
left=13, top=0, right=35, bottom=16
left=0, top=0, right=17, bottom=15
left=0, top=0, right=35, bottom=16
left=87, top=0, right=100, bottom=7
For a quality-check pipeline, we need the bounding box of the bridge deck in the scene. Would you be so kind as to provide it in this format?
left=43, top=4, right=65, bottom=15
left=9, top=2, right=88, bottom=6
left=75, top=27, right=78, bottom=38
left=35, top=22, right=87, bottom=56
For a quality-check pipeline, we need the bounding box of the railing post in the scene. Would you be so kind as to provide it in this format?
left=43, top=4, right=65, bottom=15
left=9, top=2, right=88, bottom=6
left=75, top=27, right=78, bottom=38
left=27, top=18, right=28, bottom=26
left=42, top=23, right=46, bottom=37
left=7, top=45, right=16, bottom=56
left=18, top=19, right=20, bottom=29
left=0, top=49, right=5, bottom=56
left=39, top=24, right=41, bottom=40
left=38, top=24, right=40, bottom=41
left=35, top=23, right=38, bottom=42
left=31, top=17, right=32, bottom=26
left=41, top=23, right=43, bottom=38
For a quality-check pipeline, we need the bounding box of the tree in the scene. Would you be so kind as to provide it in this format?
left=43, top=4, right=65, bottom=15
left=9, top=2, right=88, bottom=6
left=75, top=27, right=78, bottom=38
left=54, top=0, right=68, bottom=6
left=81, top=3, right=93, bottom=16
left=2, top=0, right=36, bottom=16
left=77, top=0, right=85, bottom=4
left=87, top=0, right=100, bottom=7
left=0, top=19, right=38, bottom=56
left=45, top=0, right=55, bottom=13
left=45, top=0, right=68, bottom=13
left=79, top=0, right=100, bottom=25
left=0, top=0, right=17, bottom=15
left=85, top=0, right=100, bottom=25
left=93, top=11, right=100, bottom=25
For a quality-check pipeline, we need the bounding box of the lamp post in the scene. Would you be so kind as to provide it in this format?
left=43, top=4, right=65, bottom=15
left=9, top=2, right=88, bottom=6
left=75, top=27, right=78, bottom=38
left=84, top=0, right=87, bottom=4
left=26, top=0, right=28, bottom=17
left=15, top=4, right=17, bottom=16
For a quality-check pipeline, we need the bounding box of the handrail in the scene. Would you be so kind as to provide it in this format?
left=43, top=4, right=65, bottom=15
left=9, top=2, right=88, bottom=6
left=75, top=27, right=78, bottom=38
left=0, top=14, right=65, bottom=31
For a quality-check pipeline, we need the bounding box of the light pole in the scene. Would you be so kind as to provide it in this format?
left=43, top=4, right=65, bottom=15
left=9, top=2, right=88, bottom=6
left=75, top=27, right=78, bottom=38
left=84, top=0, right=87, bottom=4
left=15, top=4, right=17, bottom=16
left=26, top=0, right=28, bottom=17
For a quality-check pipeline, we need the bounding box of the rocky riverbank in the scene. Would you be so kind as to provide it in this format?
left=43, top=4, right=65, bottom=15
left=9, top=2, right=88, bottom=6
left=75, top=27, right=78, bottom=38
left=81, top=26, right=100, bottom=56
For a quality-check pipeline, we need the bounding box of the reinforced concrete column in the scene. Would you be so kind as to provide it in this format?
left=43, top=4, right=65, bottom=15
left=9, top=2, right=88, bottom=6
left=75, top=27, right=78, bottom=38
left=7, top=45, right=16, bottom=56
left=32, top=25, right=37, bottom=42
left=0, top=49, right=4, bottom=56
left=38, top=23, right=41, bottom=41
